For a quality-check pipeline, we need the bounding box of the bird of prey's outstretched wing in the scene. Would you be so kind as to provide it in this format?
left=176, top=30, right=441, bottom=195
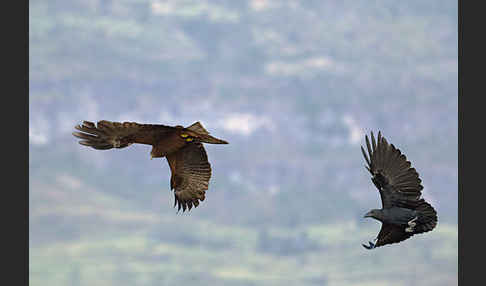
left=72, top=120, right=186, bottom=155
left=360, top=131, right=423, bottom=209
left=166, top=142, right=212, bottom=212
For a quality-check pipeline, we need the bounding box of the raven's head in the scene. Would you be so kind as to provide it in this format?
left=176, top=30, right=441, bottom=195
left=363, top=209, right=383, bottom=221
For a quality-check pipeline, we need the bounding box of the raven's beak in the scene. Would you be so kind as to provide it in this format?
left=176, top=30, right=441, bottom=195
left=363, top=211, right=372, bottom=218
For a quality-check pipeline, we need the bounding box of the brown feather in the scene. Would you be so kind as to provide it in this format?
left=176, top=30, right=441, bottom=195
left=166, top=143, right=212, bottom=213
left=72, top=120, right=177, bottom=150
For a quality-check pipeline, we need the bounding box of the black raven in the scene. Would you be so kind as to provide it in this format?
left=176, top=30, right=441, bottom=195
left=361, top=131, right=437, bottom=249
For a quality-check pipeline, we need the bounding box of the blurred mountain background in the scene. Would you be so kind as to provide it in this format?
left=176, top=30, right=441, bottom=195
left=29, top=0, right=457, bottom=285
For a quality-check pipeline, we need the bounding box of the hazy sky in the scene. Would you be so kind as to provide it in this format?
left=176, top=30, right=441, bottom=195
left=30, top=1, right=457, bottom=285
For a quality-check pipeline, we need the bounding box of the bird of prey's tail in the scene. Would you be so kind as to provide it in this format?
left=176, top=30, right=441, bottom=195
left=72, top=120, right=139, bottom=150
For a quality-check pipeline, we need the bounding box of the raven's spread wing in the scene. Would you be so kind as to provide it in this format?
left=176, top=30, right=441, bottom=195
left=73, top=120, right=176, bottom=150
left=373, top=199, right=437, bottom=248
left=361, top=131, right=423, bottom=209
left=374, top=223, right=414, bottom=248
left=365, top=199, right=438, bottom=249
left=166, top=142, right=211, bottom=212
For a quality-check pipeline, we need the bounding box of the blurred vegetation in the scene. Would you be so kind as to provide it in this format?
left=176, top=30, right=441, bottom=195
left=30, top=0, right=457, bottom=285
left=30, top=178, right=457, bottom=286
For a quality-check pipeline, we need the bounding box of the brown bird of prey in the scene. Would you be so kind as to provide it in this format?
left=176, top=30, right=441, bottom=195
left=361, top=131, right=437, bottom=249
left=72, top=120, right=228, bottom=212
